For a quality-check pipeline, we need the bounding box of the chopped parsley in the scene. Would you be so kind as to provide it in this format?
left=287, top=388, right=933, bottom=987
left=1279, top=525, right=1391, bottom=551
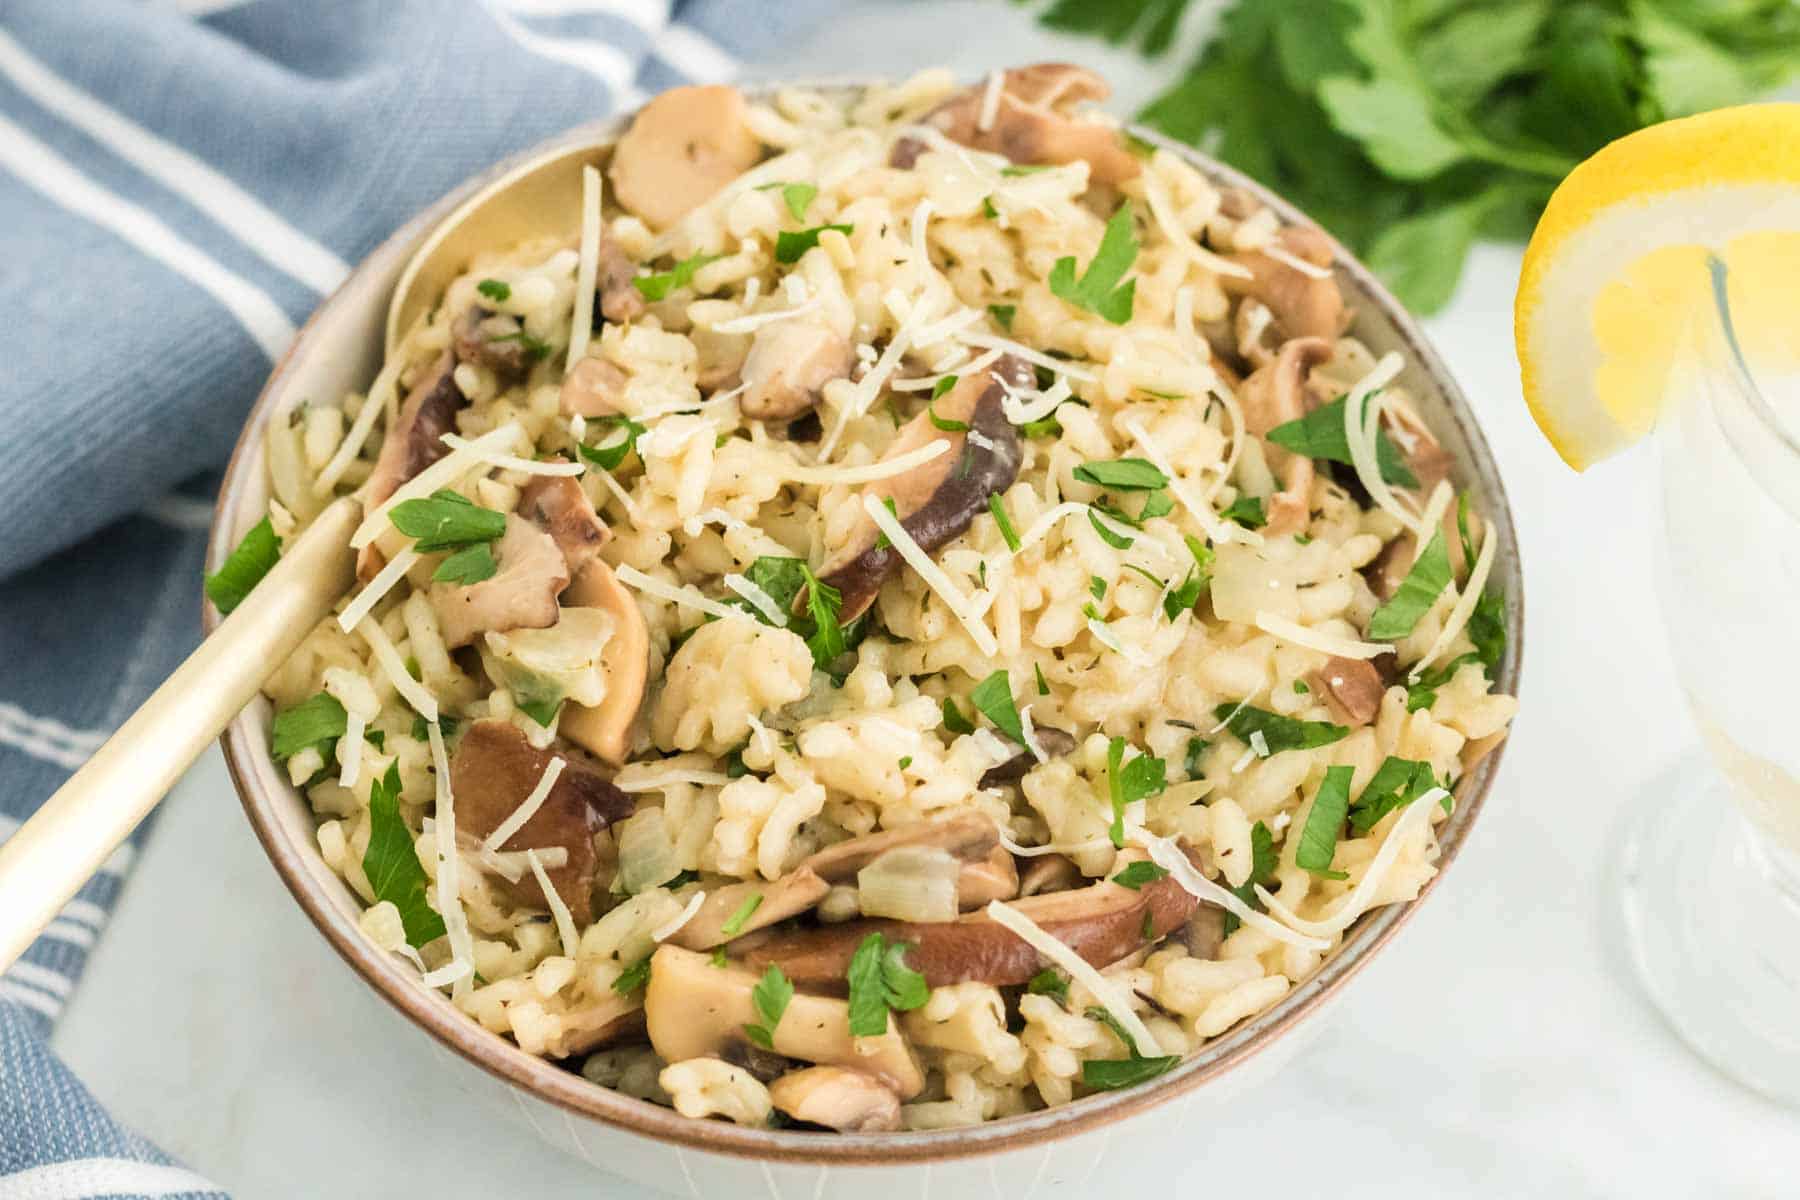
left=846, top=931, right=930, bottom=1037
left=775, top=223, right=853, bottom=264
left=1183, top=737, right=1208, bottom=780
left=1295, top=764, right=1354, bottom=879
left=1019, top=415, right=1062, bottom=439
left=1111, top=861, right=1170, bottom=890
left=1074, top=457, right=1168, bottom=491
left=432, top=541, right=498, bottom=584
left=1221, top=820, right=1278, bottom=937
left=1087, top=507, right=1135, bottom=550
left=1468, top=587, right=1507, bottom=674
left=1265, top=395, right=1419, bottom=489
left=873, top=496, right=898, bottom=549
left=724, top=746, right=751, bottom=778
left=633, top=251, right=723, bottom=302
left=476, top=278, right=511, bottom=302
left=927, top=381, right=969, bottom=432
left=729, top=556, right=848, bottom=672
left=362, top=762, right=447, bottom=948
left=756, top=180, right=819, bottom=221
left=205, top=516, right=280, bottom=615
left=1349, top=756, right=1449, bottom=835
left=898, top=755, right=913, bottom=770
left=1219, top=494, right=1267, bottom=529
left=1367, top=529, right=1451, bottom=640
left=1001, top=163, right=1054, bottom=177
left=1089, top=575, right=1107, bottom=602
left=488, top=329, right=551, bottom=360
left=1294, top=679, right=1310, bottom=694
left=941, top=697, right=976, bottom=735
left=988, top=303, right=1016, bottom=331
left=988, top=493, right=1022, bottom=551
left=1035, top=662, right=1051, bottom=696
left=1048, top=202, right=1138, bottom=324
left=720, top=892, right=764, bottom=939
left=1105, top=737, right=1167, bottom=848
left=1027, top=968, right=1069, bottom=1006
left=389, top=490, right=506, bottom=552
left=517, top=696, right=561, bottom=729
left=1212, top=704, right=1349, bottom=754
left=969, top=670, right=1027, bottom=744
left=271, top=692, right=347, bottom=763
left=743, top=965, right=793, bottom=1049
left=1080, top=1006, right=1179, bottom=1091
left=612, top=954, right=652, bottom=994
left=574, top=414, right=646, bottom=472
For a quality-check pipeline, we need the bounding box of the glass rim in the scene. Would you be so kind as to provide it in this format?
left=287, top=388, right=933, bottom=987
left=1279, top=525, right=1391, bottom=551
left=1708, top=254, right=1800, bottom=460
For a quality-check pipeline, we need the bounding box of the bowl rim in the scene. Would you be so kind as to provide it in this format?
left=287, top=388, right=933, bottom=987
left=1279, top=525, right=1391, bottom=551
left=209, top=75, right=1525, bottom=1168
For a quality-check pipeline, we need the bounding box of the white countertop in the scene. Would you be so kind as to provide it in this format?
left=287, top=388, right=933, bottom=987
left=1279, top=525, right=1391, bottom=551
left=52, top=5, right=1800, bottom=1196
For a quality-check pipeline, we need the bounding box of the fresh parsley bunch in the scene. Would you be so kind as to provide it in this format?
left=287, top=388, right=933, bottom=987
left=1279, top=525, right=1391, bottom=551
left=1027, top=0, right=1800, bottom=311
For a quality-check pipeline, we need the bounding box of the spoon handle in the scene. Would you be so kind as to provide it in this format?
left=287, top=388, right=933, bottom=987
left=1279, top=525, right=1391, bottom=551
left=0, top=497, right=359, bottom=973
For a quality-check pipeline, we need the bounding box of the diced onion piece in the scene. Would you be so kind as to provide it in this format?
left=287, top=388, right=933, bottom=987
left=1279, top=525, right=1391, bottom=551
left=1133, top=832, right=1330, bottom=951
left=566, top=164, right=602, bottom=374
left=985, top=900, right=1164, bottom=1056
left=858, top=846, right=960, bottom=923
left=614, top=563, right=753, bottom=624
left=1409, top=528, right=1498, bottom=680
left=351, top=422, right=524, bottom=548
left=358, top=616, right=438, bottom=722
left=1253, top=612, right=1389, bottom=660
left=427, top=720, right=476, bottom=996
left=440, top=433, right=585, bottom=477
left=1255, top=786, right=1448, bottom=937
left=723, top=573, right=788, bottom=626
left=1342, top=353, right=1420, bottom=535
left=778, top=438, right=950, bottom=486
left=614, top=807, right=680, bottom=896
left=337, top=545, right=422, bottom=633
left=652, top=890, right=708, bottom=943
left=862, top=494, right=998, bottom=656
left=526, top=848, right=580, bottom=959
left=482, top=756, right=565, bottom=853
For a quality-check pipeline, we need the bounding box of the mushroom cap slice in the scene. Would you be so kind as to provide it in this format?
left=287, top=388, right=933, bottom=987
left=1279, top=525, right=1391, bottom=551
left=799, top=812, right=999, bottom=884
left=1239, top=336, right=1332, bottom=537
left=666, top=868, right=831, bottom=951
left=738, top=319, right=857, bottom=421
left=452, top=307, right=536, bottom=377
left=608, top=86, right=762, bottom=231
left=597, top=238, right=647, bottom=325
left=560, top=356, right=631, bottom=418
left=429, top=514, right=569, bottom=649
left=518, top=466, right=610, bottom=578
left=976, top=725, right=1076, bottom=789
left=768, top=1066, right=902, bottom=1133
left=1223, top=227, right=1348, bottom=344
left=955, top=846, right=1020, bottom=909
left=739, top=864, right=1198, bottom=990
left=816, top=356, right=1029, bottom=621
left=555, top=1002, right=645, bottom=1059
left=357, top=352, right=466, bottom=580
left=557, top=559, right=649, bottom=765
left=645, top=946, right=924, bottom=1098
left=906, top=63, right=1140, bottom=186
left=1308, top=655, right=1387, bottom=726
left=450, top=719, right=632, bottom=926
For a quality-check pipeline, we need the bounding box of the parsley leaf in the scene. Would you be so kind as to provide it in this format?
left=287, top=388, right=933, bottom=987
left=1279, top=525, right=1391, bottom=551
left=1219, top=495, right=1267, bottom=529
left=847, top=932, right=930, bottom=1037
left=720, top=892, right=764, bottom=939
left=988, top=303, right=1016, bottom=331
left=942, top=697, right=975, bottom=735
left=1048, top=203, right=1138, bottom=324
left=1028, top=968, right=1070, bottom=1006
left=756, top=180, right=818, bottom=221
left=1295, top=764, right=1354, bottom=878
left=1111, top=861, right=1170, bottom=890
left=1105, top=737, right=1167, bottom=848
left=517, top=696, right=561, bottom=729
left=1087, top=507, right=1135, bottom=550
left=612, top=954, right=652, bottom=994
left=1183, top=737, right=1208, bottom=780
left=1221, top=819, right=1278, bottom=937
left=775, top=223, right=853, bottom=264
left=633, top=251, right=723, bottom=302
left=432, top=541, right=498, bottom=584
left=389, top=490, right=506, bottom=552
left=744, top=965, right=793, bottom=1049
left=362, top=762, right=447, bottom=948
left=1367, top=529, right=1452, bottom=640
left=969, top=670, right=1026, bottom=744
left=1035, top=662, right=1051, bottom=696
left=1468, top=587, right=1507, bottom=674
left=206, top=516, right=282, bottom=615
left=1074, top=457, right=1168, bottom=491
left=575, top=415, right=646, bottom=472
left=1212, top=704, right=1349, bottom=754
left=1079, top=1005, right=1180, bottom=1091
left=476, top=278, right=511, bottom=302
left=1266, top=395, right=1420, bottom=489
left=271, top=692, right=347, bottom=762
left=987, top=493, right=1022, bottom=552
left=801, top=566, right=845, bottom=670
left=489, top=329, right=551, bottom=360
left=1348, top=755, right=1447, bottom=835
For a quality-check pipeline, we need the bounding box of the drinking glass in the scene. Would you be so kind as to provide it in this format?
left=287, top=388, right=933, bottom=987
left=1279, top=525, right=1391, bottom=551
left=1620, top=255, right=1800, bottom=1104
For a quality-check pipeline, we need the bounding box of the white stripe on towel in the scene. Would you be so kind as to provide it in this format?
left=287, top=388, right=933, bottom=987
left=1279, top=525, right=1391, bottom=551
left=0, top=704, right=105, bottom=753
left=0, top=980, right=63, bottom=1021
left=38, top=919, right=96, bottom=952
left=144, top=492, right=216, bottom=531
left=6, top=962, right=72, bottom=1000
left=59, top=901, right=110, bottom=931
left=0, top=113, right=295, bottom=359
left=494, top=0, right=670, bottom=33
left=0, top=31, right=350, bottom=295
left=655, top=24, right=738, bottom=83
left=482, top=2, right=642, bottom=101
left=0, top=716, right=95, bottom=771
left=0, top=1158, right=226, bottom=1199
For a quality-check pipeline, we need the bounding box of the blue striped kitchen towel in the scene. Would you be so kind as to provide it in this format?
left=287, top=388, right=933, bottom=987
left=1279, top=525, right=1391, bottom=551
left=0, top=1, right=830, bottom=1192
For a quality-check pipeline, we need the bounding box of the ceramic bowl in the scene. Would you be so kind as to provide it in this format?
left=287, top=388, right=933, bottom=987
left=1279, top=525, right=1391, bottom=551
left=208, top=77, right=1524, bottom=1200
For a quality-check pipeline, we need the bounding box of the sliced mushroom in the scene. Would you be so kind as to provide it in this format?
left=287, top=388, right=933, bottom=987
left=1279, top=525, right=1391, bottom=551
left=956, top=846, right=1020, bottom=908
left=1223, top=226, right=1347, bottom=344
left=768, top=1067, right=902, bottom=1133
left=740, top=860, right=1197, bottom=990
left=1018, top=854, right=1079, bottom=897
left=800, top=812, right=999, bottom=883
left=358, top=352, right=466, bottom=579
left=557, top=560, right=649, bottom=765
left=1382, top=403, right=1455, bottom=496
left=739, top=319, right=857, bottom=421
left=598, top=238, right=647, bottom=325
left=645, top=946, right=924, bottom=1098
left=977, top=725, right=1076, bottom=788
left=1180, top=904, right=1227, bottom=961
left=718, top=1040, right=796, bottom=1085
left=1308, top=655, right=1387, bottom=726
left=899, top=64, right=1139, bottom=187
left=557, top=1003, right=645, bottom=1058
left=816, top=356, right=1028, bottom=621
left=451, top=719, right=632, bottom=926
left=452, top=307, right=536, bottom=377
left=1239, top=336, right=1333, bottom=536
left=560, top=355, right=630, bottom=418
left=667, top=868, right=831, bottom=951
left=429, top=514, right=569, bottom=649
left=518, top=467, right=610, bottom=577
left=609, top=86, right=762, bottom=231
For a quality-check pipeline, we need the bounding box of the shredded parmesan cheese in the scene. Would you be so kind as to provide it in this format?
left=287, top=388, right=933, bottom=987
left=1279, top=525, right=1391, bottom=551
left=862, top=493, right=998, bottom=656
left=976, top=70, right=1004, bottom=132
left=1248, top=730, right=1270, bottom=758
left=482, top=757, right=565, bottom=853
left=613, top=768, right=737, bottom=793
left=420, top=960, right=472, bottom=989
left=1255, top=787, right=1448, bottom=937
left=652, top=890, right=708, bottom=943
left=956, top=332, right=1098, bottom=382
left=338, top=711, right=365, bottom=790
left=1086, top=617, right=1152, bottom=667
left=357, top=617, right=438, bottom=722
left=1119, top=415, right=1242, bottom=547
left=565, top=164, right=602, bottom=374
left=526, top=848, right=580, bottom=959
left=985, top=900, right=1164, bottom=1056
left=475, top=844, right=568, bottom=885
left=1012, top=502, right=1089, bottom=556
left=709, top=297, right=820, bottom=335
left=338, top=545, right=423, bottom=634
left=1253, top=612, right=1390, bottom=660
left=1409, top=527, right=1498, bottom=679
left=1412, top=480, right=1455, bottom=565
left=315, top=353, right=406, bottom=495
left=350, top=422, right=524, bottom=549
left=996, top=373, right=1071, bottom=425
left=778, top=438, right=950, bottom=486
left=614, top=563, right=752, bottom=624
left=1018, top=704, right=1047, bottom=764
left=996, top=829, right=1115, bottom=858
left=1262, top=242, right=1333, bottom=280
left=1133, top=832, right=1330, bottom=951
left=724, top=572, right=788, bottom=626
left=427, top=720, right=475, bottom=996
left=1142, top=171, right=1251, bottom=280
left=1342, top=353, right=1421, bottom=534
left=440, top=433, right=585, bottom=477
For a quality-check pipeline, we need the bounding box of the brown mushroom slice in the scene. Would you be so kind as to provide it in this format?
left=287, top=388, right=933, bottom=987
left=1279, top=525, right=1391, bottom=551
left=768, top=1067, right=902, bottom=1133
left=558, top=1003, right=645, bottom=1058
left=667, top=868, right=831, bottom=951
left=608, top=86, right=762, bottom=231
left=956, top=846, right=1019, bottom=908
left=518, top=467, right=610, bottom=577
left=1308, top=655, right=1387, bottom=726
left=1239, top=336, right=1333, bottom=537
left=1382, top=403, right=1455, bottom=497
left=900, top=64, right=1140, bottom=186
left=1180, top=904, right=1228, bottom=961
left=816, top=356, right=1029, bottom=620
left=738, top=319, right=857, bottom=421
left=740, top=865, right=1198, bottom=990
left=646, top=946, right=924, bottom=1098
left=557, top=559, right=649, bottom=765
left=598, top=238, right=647, bottom=325
left=800, top=812, right=999, bottom=884
left=451, top=307, right=536, bottom=377
left=451, top=719, right=633, bottom=926
left=1018, top=853, right=1079, bottom=897
left=560, top=356, right=630, bottom=418
left=429, top=514, right=569, bottom=649
left=977, top=725, right=1076, bottom=789
left=1223, top=226, right=1348, bottom=344
left=357, top=352, right=467, bottom=580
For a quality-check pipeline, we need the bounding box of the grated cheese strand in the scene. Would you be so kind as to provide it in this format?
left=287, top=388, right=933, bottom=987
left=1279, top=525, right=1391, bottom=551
left=482, top=756, right=565, bottom=853
left=338, top=711, right=365, bottom=790
left=427, top=720, right=476, bottom=997
left=1086, top=617, right=1153, bottom=667
left=350, top=422, right=524, bottom=549
left=1143, top=171, right=1251, bottom=280
left=565, top=164, right=602, bottom=374
left=778, top=438, right=950, bottom=486
left=724, top=572, right=788, bottom=626
left=357, top=616, right=438, bottom=722
left=996, top=829, right=1116, bottom=858
left=862, top=494, right=999, bottom=656
left=315, top=353, right=406, bottom=495
left=1255, top=786, right=1449, bottom=937
left=440, top=433, right=585, bottom=477
left=1412, top=480, right=1455, bottom=565
left=526, top=848, right=580, bottom=959
left=709, top=296, right=821, bottom=335
left=956, top=331, right=1098, bottom=382
left=976, top=70, right=1004, bottom=133
left=1262, top=242, right=1334, bottom=280
left=614, top=563, right=753, bottom=624
left=1253, top=612, right=1390, bottom=660
left=420, top=960, right=472, bottom=989
left=1409, top=527, right=1498, bottom=680
left=338, top=545, right=422, bottom=633
left=1119, top=415, right=1243, bottom=547
left=652, top=890, right=708, bottom=943
left=985, top=899, right=1164, bottom=1057
left=1134, top=832, right=1330, bottom=951
left=1342, top=353, right=1420, bottom=535
left=612, top=768, right=737, bottom=793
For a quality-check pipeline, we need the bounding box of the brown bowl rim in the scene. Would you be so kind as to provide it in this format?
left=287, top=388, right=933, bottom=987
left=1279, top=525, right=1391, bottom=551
left=208, top=76, right=1525, bottom=1168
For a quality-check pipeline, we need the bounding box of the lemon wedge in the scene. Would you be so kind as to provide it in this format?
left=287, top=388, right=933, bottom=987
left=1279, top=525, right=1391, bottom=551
left=1515, top=104, right=1800, bottom=470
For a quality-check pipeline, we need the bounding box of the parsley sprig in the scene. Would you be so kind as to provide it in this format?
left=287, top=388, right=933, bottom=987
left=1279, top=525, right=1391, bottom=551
left=362, top=762, right=448, bottom=948
left=1048, top=203, right=1138, bottom=324
left=846, top=932, right=930, bottom=1037
left=744, top=965, right=794, bottom=1049
left=205, top=516, right=280, bottom=615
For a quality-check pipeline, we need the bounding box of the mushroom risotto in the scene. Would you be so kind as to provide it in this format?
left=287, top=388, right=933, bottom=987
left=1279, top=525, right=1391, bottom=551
left=223, top=65, right=1518, bottom=1132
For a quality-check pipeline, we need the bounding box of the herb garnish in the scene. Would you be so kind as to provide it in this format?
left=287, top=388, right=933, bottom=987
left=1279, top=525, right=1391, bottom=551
left=1183, top=736, right=1208, bottom=780
left=517, top=696, right=561, bottom=729
left=1212, top=704, right=1349, bottom=754
left=1048, top=203, right=1138, bottom=324
left=1111, top=861, right=1170, bottom=890
left=988, top=493, right=1021, bottom=552
left=489, top=329, right=551, bottom=360
left=756, top=180, right=819, bottom=221
left=720, top=892, right=764, bottom=938
left=1220, top=820, right=1278, bottom=936
left=612, top=954, right=652, bottom=995
left=1266, top=395, right=1419, bottom=488
left=1348, top=756, right=1448, bottom=834
left=942, top=697, right=975, bottom=735
left=1219, top=494, right=1267, bottom=529
left=575, top=414, right=646, bottom=472
left=988, top=303, right=1016, bottom=331
left=272, top=692, right=347, bottom=763
left=1080, top=1006, right=1179, bottom=1091
left=1074, top=457, right=1167, bottom=491
left=389, top=490, right=506, bottom=552
left=775, top=223, right=854, bottom=264
left=362, top=762, right=447, bottom=948
left=744, top=965, right=793, bottom=1049
left=969, top=670, right=1027, bottom=745
left=1367, top=529, right=1451, bottom=640
left=846, top=932, right=930, bottom=1037
left=205, top=516, right=281, bottom=615
left=1028, top=968, right=1070, bottom=1006
left=1295, top=764, right=1354, bottom=879
left=433, top=542, right=498, bottom=585
left=727, top=556, right=848, bottom=672
left=633, top=251, right=723, bottom=302
left=1105, top=737, right=1167, bottom=848
left=476, top=278, right=511, bottom=302
left=1035, top=662, right=1051, bottom=696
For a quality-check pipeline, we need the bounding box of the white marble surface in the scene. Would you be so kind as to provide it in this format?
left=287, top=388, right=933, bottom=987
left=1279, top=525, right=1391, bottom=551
left=50, top=4, right=1800, bottom=1196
